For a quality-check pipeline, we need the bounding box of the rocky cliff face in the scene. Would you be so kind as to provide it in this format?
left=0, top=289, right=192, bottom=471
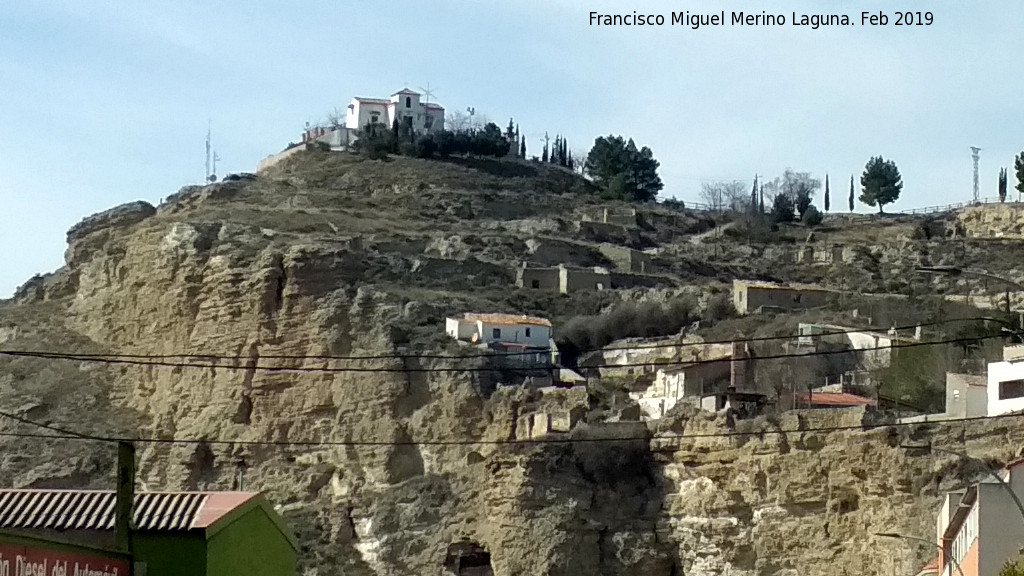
left=3, top=153, right=1024, bottom=575
left=958, top=203, right=1024, bottom=239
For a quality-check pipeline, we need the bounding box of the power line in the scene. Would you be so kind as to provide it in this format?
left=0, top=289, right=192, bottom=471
left=0, top=316, right=1003, bottom=363
left=1, top=407, right=1022, bottom=449
left=0, top=333, right=1004, bottom=374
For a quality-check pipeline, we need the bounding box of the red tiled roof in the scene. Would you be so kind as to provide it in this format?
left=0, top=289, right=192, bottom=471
left=461, top=313, right=552, bottom=327
left=796, top=392, right=876, bottom=407
left=0, top=490, right=258, bottom=531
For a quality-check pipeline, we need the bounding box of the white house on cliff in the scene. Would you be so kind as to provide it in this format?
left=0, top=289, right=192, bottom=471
left=445, top=313, right=556, bottom=367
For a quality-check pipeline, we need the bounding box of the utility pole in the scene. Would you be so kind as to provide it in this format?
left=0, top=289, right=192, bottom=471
left=115, top=441, right=136, bottom=555
left=971, top=146, right=981, bottom=203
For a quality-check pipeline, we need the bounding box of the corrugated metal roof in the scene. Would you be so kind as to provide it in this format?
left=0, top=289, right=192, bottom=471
left=0, top=490, right=257, bottom=532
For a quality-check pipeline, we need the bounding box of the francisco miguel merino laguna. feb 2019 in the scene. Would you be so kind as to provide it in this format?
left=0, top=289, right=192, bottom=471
left=588, top=11, right=934, bottom=29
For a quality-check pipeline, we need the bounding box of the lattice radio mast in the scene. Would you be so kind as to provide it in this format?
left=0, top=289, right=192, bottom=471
left=205, top=119, right=219, bottom=183
left=971, top=146, right=981, bottom=203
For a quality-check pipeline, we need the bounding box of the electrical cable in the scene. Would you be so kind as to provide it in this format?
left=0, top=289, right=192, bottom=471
left=0, top=316, right=1004, bottom=362
left=0, top=333, right=1006, bottom=374
left=0, top=407, right=1021, bottom=448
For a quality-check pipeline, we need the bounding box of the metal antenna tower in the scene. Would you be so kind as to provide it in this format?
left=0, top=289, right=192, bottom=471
left=205, top=119, right=212, bottom=184
left=211, top=151, right=221, bottom=183
left=971, top=146, right=981, bottom=203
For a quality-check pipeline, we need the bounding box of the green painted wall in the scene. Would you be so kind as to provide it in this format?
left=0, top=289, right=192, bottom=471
left=133, top=532, right=207, bottom=576
left=206, top=507, right=296, bottom=576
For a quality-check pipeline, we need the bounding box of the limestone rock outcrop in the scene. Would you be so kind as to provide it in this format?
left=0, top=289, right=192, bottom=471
left=4, top=153, right=1024, bottom=575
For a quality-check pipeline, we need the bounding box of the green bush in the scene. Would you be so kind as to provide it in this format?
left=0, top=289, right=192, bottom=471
left=802, top=205, right=824, bottom=226
left=703, top=293, right=736, bottom=323
left=770, top=194, right=795, bottom=223
left=557, top=297, right=698, bottom=360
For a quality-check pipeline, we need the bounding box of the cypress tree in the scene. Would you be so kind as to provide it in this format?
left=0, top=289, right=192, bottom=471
left=520, top=137, right=526, bottom=159
left=848, top=174, right=855, bottom=212
left=824, top=174, right=831, bottom=212
left=759, top=184, right=765, bottom=213
left=542, top=142, right=548, bottom=163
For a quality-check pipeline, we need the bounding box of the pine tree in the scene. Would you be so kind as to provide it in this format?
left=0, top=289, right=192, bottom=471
left=824, top=174, right=831, bottom=212
left=859, top=156, right=903, bottom=213
left=848, top=175, right=855, bottom=212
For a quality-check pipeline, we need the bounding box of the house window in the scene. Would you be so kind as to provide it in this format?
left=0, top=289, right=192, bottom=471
left=370, top=113, right=380, bottom=124
left=531, top=280, right=540, bottom=289
left=525, top=328, right=532, bottom=338
left=793, top=294, right=803, bottom=303
left=999, top=379, right=1024, bottom=400
left=406, top=97, right=411, bottom=108
left=492, top=328, right=501, bottom=339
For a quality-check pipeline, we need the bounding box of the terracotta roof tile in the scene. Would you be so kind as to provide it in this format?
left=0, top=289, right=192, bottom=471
left=460, top=313, right=552, bottom=327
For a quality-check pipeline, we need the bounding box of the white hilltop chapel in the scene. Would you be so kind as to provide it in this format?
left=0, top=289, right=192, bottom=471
left=256, top=87, right=446, bottom=172
left=346, top=88, right=445, bottom=134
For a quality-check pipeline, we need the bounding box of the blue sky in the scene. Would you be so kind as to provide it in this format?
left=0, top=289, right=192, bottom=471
left=1, top=0, right=1022, bottom=296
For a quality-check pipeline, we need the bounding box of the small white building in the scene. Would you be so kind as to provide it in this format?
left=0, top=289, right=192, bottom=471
left=445, top=313, right=552, bottom=348
left=796, top=322, right=915, bottom=371
left=346, top=88, right=445, bottom=134
left=601, top=339, right=741, bottom=421
left=987, top=344, right=1024, bottom=416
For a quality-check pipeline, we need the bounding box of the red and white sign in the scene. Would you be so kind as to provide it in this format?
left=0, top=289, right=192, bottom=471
left=0, top=541, right=130, bottom=576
